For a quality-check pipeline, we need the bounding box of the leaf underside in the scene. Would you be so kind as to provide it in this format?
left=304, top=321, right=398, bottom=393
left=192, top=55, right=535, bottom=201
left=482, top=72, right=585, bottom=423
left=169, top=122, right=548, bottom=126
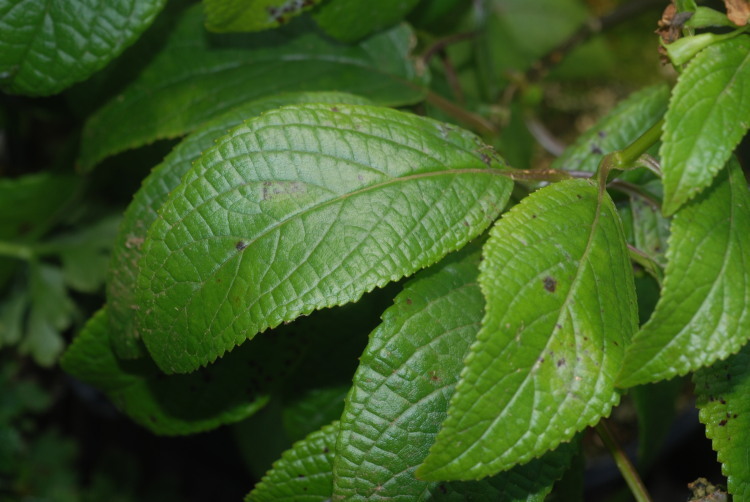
left=420, top=179, right=637, bottom=480
left=618, top=160, right=750, bottom=388
left=0, top=0, right=165, bottom=96
left=136, top=104, right=513, bottom=374
left=334, top=246, right=576, bottom=500
left=107, top=91, right=371, bottom=359
left=660, top=36, right=750, bottom=215
left=551, top=84, right=669, bottom=174
left=78, top=5, right=428, bottom=170
left=694, top=344, right=750, bottom=500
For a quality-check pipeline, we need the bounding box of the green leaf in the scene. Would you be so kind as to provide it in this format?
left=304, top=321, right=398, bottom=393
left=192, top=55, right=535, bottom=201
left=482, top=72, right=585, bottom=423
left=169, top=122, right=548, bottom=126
left=660, top=36, right=750, bottom=216
left=313, top=0, right=421, bottom=43
left=204, top=0, right=323, bottom=33
left=246, top=421, right=338, bottom=502
left=619, top=193, right=670, bottom=268
left=551, top=85, right=669, bottom=174
left=0, top=286, right=27, bottom=347
left=618, top=160, right=750, bottom=387
left=78, top=5, right=428, bottom=170
left=694, top=344, right=750, bottom=500
left=107, top=91, right=372, bottom=359
left=20, top=264, right=75, bottom=367
left=136, top=104, right=512, bottom=374
left=0, top=0, right=165, bottom=96
left=334, top=246, right=576, bottom=500
left=419, top=179, right=637, bottom=480
left=61, top=307, right=304, bottom=435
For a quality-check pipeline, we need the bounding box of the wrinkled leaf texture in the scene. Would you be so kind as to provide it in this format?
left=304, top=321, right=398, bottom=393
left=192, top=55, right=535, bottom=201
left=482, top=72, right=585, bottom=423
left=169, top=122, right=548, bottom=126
left=136, top=104, right=513, bottom=374
left=660, top=36, right=750, bottom=215
left=0, top=0, right=165, bottom=95
left=420, top=179, right=637, bottom=480
left=107, top=91, right=371, bottom=359
left=618, top=160, right=750, bottom=387
left=334, top=245, right=576, bottom=500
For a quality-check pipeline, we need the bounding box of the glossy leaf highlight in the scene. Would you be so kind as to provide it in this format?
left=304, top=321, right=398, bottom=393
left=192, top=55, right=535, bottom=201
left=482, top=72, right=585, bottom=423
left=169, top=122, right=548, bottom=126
left=0, top=0, right=165, bottom=95
left=618, top=161, right=750, bottom=387
left=334, top=246, right=575, bottom=500
left=107, top=92, right=371, bottom=359
left=136, top=104, right=512, bottom=373
left=420, top=179, right=637, bottom=480
left=660, top=36, right=750, bottom=215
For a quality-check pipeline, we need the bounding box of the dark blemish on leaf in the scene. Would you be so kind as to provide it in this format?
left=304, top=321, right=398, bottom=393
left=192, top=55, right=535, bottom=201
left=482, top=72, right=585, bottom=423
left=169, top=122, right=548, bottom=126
left=236, top=241, right=247, bottom=251
left=331, top=106, right=340, bottom=112
left=357, top=174, right=364, bottom=181
left=719, top=420, right=727, bottom=426
left=598, top=131, right=607, bottom=138
left=532, top=214, right=537, bottom=218
left=429, top=371, right=440, bottom=381
left=583, top=336, right=589, bottom=341
left=576, top=194, right=582, bottom=199
left=733, top=414, right=738, bottom=418
left=591, top=144, right=603, bottom=155
left=439, top=484, right=448, bottom=495
left=462, top=220, right=469, bottom=227
left=538, top=357, right=545, bottom=364
left=613, top=341, right=619, bottom=346
left=543, top=276, right=557, bottom=292
left=555, top=323, right=562, bottom=330
left=323, top=447, right=329, bottom=453
left=481, top=153, right=491, bottom=167
left=720, top=398, right=727, bottom=404
left=406, top=298, right=412, bottom=305
left=298, top=474, right=305, bottom=478
left=557, top=358, right=566, bottom=367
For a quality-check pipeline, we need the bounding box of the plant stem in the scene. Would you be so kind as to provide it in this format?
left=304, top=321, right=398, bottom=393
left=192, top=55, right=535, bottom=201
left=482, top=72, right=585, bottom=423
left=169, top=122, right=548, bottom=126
left=596, top=420, right=653, bottom=502
left=0, top=241, right=34, bottom=261
left=612, top=118, right=664, bottom=169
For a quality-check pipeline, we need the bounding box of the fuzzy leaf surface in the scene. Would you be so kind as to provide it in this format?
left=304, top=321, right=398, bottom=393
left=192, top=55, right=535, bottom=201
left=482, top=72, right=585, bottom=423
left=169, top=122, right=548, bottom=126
left=0, top=0, right=164, bottom=96
left=78, top=5, right=428, bottom=170
left=552, top=85, right=669, bottom=174
left=618, top=161, right=750, bottom=387
left=247, top=421, right=338, bottom=501
left=694, top=344, right=750, bottom=500
left=136, top=104, right=512, bottom=374
left=204, top=0, right=322, bottom=32
left=334, top=247, right=575, bottom=500
left=61, top=307, right=305, bottom=435
left=419, top=179, right=637, bottom=480
left=313, top=0, right=421, bottom=42
left=107, top=91, right=371, bottom=359
left=661, top=37, right=750, bottom=215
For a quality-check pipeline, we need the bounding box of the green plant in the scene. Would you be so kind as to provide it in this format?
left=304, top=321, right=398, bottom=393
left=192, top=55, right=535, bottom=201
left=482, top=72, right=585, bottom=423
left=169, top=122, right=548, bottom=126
left=3, top=0, right=750, bottom=500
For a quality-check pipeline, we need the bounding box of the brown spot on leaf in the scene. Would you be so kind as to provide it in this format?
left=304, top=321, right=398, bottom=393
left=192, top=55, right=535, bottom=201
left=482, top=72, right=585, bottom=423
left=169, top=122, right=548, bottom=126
left=557, top=358, right=566, bottom=367
left=719, top=419, right=728, bottom=426
left=236, top=241, right=247, bottom=251
left=543, top=276, right=557, bottom=292
left=726, top=0, right=750, bottom=25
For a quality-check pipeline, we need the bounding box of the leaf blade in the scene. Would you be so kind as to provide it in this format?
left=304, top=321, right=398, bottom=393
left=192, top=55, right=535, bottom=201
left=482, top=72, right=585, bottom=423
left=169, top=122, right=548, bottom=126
left=618, top=160, right=750, bottom=387
left=0, top=0, right=165, bottom=95
left=660, top=36, right=750, bottom=215
left=334, top=246, right=576, bottom=500
left=204, top=0, right=323, bottom=33
left=136, top=104, right=513, bottom=374
left=419, top=179, right=637, bottom=480
left=107, top=91, right=372, bottom=359
left=78, top=5, right=428, bottom=170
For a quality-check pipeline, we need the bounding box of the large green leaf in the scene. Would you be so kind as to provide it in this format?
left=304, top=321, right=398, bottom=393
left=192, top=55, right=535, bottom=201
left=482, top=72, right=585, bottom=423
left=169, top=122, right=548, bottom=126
left=107, top=92, right=371, bottom=359
left=0, top=0, right=165, bottom=96
left=78, top=5, right=428, bottom=170
left=660, top=36, right=750, bottom=216
left=61, top=307, right=304, bottom=435
left=313, top=0, right=421, bottom=43
left=618, top=161, right=750, bottom=387
left=136, top=104, right=513, bottom=374
left=204, top=0, right=323, bottom=33
left=246, top=421, right=338, bottom=502
left=419, top=179, right=637, bottom=480
left=694, top=344, right=750, bottom=500
left=334, top=246, right=576, bottom=500
left=551, top=85, right=669, bottom=174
